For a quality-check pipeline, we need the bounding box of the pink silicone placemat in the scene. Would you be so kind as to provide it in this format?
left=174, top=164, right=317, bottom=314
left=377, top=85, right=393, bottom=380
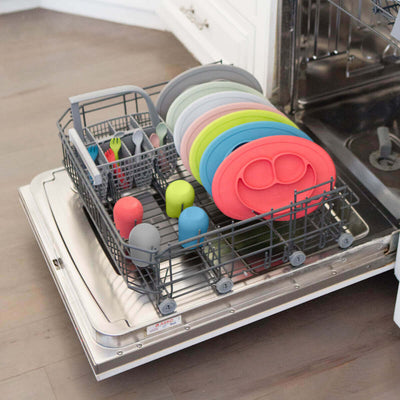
left=180, top=102, right=286, bottom=174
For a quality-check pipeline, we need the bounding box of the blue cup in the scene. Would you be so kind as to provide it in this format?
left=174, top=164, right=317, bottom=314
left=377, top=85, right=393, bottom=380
left=178, top=207, right=209, bottom=248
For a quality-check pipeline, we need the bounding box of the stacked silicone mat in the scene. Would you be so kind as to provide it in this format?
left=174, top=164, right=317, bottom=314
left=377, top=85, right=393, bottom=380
left=156, top=64, right=336, bottom=221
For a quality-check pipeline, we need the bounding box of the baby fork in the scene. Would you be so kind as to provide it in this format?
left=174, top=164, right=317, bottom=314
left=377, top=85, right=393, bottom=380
left=110, top=137, right=121, bottom=161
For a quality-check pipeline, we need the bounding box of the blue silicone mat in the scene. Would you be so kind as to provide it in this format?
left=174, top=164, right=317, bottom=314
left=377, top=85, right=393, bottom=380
left=199, top=121, right=312, bottom=195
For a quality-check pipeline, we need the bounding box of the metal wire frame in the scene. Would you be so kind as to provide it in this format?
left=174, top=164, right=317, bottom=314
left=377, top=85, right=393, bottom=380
left=152, top=174, right=357, bottom=298
left=372, top=0, right=400, bottom=23
left=327, top=0, right=400, bottom=39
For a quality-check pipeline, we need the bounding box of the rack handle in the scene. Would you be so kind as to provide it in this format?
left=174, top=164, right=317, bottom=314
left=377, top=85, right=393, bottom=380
left=69, top=128, right=102, bottom=185
left=69, top=85, right=162, bottom=138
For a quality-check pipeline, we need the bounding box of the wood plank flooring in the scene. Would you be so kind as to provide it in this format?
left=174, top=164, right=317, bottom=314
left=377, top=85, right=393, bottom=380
left=1, top=8, right=400, bottom=400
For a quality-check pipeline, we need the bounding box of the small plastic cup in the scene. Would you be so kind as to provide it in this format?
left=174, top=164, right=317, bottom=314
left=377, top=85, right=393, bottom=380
left=178, top=207, right=209, bottom=248
left=128, top=223, right=160, bottom=268
left=113, top=196, right=143, bottom=239
left=165, top=180, right=195, bottom=218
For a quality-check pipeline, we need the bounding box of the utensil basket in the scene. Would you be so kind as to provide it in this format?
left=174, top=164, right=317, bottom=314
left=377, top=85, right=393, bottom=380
left=58, top=82, right=360, bottom=315
left=60, top=85, right=178, bottom=203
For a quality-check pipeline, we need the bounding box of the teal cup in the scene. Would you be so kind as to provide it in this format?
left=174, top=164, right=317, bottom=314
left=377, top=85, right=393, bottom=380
left=178, top=206, right=209, bottom=248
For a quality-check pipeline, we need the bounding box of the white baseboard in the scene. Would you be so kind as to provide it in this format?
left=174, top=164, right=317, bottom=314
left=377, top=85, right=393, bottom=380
left=1, top=0, right=166, bottom=31
left=0, top=0, right=40, bottom=14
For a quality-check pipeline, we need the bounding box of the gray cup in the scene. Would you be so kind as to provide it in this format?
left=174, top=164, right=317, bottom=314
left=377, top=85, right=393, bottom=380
left=128, top=223, right=161, bottom=268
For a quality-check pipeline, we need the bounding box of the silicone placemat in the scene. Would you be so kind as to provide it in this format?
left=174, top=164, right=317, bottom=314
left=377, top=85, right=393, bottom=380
left=156, top=64, right=263, bottom=119
left=180, top=104, right=285, bottom=173
left=199, top=121, right=312, bottom=194
left=174, top=91, right=272, bottom=155
left=165, top=81, right=263, bottom=130
left=189, top=109, right=298, bottom=183
left=212, top=136, right=336, bottom=220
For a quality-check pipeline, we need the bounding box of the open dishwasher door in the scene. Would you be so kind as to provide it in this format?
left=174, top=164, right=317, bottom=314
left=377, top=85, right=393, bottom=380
left=275, top=0, right=400, bottom=328
left=19, top=163, right=398, bottom=380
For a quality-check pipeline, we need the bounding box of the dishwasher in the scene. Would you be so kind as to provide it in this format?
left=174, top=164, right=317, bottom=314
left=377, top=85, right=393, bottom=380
left=18, top=0, right=400, bottom=380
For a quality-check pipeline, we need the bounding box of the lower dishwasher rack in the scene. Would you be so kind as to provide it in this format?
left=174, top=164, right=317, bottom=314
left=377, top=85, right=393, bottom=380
left=19, top=168, right=397, bottom=380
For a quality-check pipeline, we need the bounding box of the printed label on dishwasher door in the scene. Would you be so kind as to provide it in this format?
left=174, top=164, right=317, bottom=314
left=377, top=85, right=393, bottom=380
left=146, top=315, right=182, bottom=335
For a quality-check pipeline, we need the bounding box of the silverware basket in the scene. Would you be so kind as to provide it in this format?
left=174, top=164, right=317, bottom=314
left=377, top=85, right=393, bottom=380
left=58, top=82, right=361, bottom=316
left=58, top=85, right=177, bottom=203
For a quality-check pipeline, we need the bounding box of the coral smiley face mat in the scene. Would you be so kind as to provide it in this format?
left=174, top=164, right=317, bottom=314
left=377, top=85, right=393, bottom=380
left=212, top=136, right=336, bottom=220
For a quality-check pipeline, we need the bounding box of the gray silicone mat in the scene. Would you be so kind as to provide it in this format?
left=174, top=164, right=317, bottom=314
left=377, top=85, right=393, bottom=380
left=156, top=64, right=263, bottom=120
left=166, top=81, right=263, bottom=131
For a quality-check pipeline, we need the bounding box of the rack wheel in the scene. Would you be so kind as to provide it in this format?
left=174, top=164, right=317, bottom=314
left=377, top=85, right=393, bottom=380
left=338, top=233, right=354, bottom=249
left=216, top=277, right=234, bottom=294
left=289, top=251, right=306, bottom=267
left=158, top=298, right=177, bottom=315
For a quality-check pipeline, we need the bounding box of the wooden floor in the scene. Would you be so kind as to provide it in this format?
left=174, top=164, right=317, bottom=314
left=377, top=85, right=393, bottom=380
left=2, top=8, right=400, bottom=400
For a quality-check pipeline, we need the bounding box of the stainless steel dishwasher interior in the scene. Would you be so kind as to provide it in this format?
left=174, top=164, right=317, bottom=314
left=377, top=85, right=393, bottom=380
left=276, top=0, right=400, bottom=222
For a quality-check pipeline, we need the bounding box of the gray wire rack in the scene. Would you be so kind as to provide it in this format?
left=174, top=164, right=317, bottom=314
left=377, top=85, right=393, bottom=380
left=277, top=0, right=400, bottom=113
left=57, top=81, right=360, bottom=315
left=304, top=0, right=400, bottom=74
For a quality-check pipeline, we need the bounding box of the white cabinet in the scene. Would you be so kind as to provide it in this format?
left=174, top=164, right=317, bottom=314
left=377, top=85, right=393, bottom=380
left=159, top=0, right=278, bottom=97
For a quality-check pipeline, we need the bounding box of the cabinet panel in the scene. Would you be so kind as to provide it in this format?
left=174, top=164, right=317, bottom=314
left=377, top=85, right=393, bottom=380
left=195, top=0, right=255, bottom=68
left=224, top=0, right=258, bottom=19
left=159, top=0, right=278, bottom=96
left=160, top=0, right=254, bottom=68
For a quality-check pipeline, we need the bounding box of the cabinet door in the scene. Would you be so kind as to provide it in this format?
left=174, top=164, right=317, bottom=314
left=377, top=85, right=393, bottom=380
left=159, top=0, right=278, bottom=97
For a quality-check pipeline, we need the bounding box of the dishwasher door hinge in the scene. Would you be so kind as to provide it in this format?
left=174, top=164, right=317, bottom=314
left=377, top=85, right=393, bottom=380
left=386, top=230, right=400, bottom=255
left=52, top=258, right=63, bottom=270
